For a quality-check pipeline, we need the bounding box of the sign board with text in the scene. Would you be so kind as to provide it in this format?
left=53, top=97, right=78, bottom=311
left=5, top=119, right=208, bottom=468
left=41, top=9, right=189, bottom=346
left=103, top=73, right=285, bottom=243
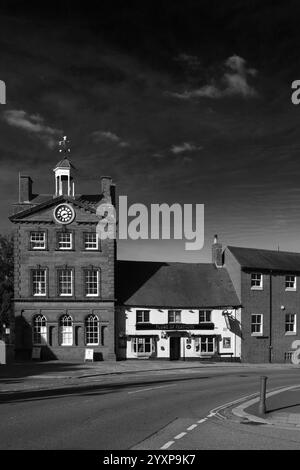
left=85, top=348, right=94, bottom=362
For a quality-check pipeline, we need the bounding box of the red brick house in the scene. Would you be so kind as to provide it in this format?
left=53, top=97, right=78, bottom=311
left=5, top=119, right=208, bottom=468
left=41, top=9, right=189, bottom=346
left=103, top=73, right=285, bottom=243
left=224, top=245, right=300, bottom=363
left=9, top=157, right=116, bottom=361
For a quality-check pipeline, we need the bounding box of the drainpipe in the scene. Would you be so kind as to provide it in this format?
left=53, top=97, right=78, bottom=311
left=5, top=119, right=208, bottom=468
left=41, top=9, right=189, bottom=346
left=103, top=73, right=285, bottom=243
left=269, top=270, right=273, bottom=363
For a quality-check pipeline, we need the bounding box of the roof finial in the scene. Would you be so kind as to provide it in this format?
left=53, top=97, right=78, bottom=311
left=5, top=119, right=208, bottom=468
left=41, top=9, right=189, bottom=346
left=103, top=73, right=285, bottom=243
left=59, top=135, right=71, bottom=154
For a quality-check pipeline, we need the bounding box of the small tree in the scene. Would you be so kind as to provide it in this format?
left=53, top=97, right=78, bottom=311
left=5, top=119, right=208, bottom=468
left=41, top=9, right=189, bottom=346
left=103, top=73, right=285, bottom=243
left=0, top=234, right=13, bottom=340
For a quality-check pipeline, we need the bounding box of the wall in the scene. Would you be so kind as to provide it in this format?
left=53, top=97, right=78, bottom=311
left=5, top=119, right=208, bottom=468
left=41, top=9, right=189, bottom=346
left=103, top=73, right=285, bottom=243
left=116, top=307, right=241, bottom=360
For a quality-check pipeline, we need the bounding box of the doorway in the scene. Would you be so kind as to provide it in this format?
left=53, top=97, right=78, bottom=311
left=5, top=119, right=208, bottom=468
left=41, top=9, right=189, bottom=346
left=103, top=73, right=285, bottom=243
left=170, top=337, right=181, bottom=360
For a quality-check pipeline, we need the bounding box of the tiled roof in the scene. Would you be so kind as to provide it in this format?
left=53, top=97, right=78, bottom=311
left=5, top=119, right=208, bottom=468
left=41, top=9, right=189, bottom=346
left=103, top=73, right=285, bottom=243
left=116, top=261, right=240, bottom=308
left=227, top=246, right=300, bottom=272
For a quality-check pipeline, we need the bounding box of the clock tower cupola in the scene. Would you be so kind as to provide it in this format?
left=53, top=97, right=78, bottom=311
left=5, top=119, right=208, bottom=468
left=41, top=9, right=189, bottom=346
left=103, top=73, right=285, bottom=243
left=53, top=136, right=76, bottom=197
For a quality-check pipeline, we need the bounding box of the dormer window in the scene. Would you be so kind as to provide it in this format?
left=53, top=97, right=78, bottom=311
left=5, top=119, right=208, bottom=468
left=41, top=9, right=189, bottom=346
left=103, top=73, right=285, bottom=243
left=285, top=275, right=296, bottom=291
left=251, top=273, right=263, bottom=290
left=30, top=231, right=46, bottom=250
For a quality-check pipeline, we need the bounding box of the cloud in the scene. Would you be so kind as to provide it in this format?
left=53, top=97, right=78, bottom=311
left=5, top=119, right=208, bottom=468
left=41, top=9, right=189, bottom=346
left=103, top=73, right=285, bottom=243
left=168, top=55, right=258, bottom=100
left=91, top=130, right=129, bottom=147
left=170, top=142, right=203, bottom=154
left=2, top=109, right=62, bottom=148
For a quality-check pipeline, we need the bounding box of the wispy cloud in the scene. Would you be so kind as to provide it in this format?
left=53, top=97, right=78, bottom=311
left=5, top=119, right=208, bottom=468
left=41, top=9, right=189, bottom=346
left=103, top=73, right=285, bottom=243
left=170, top=142, right=203, bottom=154
left=2, top=109, right=62, bottom=148
left=91, top=130, right=130, bottom=147
left=168, top=55, right=258, bottom=100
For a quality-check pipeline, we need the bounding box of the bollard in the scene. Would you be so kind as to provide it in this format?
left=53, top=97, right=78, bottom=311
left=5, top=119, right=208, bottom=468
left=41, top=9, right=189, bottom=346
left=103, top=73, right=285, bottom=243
left=258, top=376, right=267, bottom=415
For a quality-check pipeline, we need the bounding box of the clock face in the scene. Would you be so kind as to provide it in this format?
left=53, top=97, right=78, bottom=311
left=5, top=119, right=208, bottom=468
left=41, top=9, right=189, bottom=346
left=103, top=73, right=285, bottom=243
left=53, top=204, right=75, bottom=224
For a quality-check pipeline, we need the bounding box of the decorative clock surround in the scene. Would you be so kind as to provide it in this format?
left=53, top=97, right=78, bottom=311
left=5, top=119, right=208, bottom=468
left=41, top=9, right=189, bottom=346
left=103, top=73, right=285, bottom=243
left=53, top=203, right=75, bottom=224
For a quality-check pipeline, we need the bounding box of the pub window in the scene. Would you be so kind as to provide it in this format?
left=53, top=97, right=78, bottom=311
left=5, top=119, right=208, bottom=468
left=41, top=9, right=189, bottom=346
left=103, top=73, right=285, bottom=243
left=60, top=314, right=73, bottom=346
left=30, top=231, right=46, bottom=250
left=168, top=310, right=181, bottom=323
left=32, top=315, right=47, bottom=345
left=199, top=310, right=211, bottom=323
left=285, top=275, right=296, bottom=291
left=251, top=273, right=263, bottom=289
left=136, top=310, right=150, bottom=323
left=195, top=336, right=214, bottom=353
left=132, top=337, right=153, bottom=354
left=223, top=337, right=231, bottom=349
left=84, top=232, right=99, bottom=250
left=58, top=269, right=73, bottom=296
left=58, top=232, right=73, bottom=250
left=85, top=269, right=100, bottom=296
left=32, top=269, right=47, bottom=296
left=285, top=314, right=296, bottom=333
left=85, top=314, right=99, bottom=345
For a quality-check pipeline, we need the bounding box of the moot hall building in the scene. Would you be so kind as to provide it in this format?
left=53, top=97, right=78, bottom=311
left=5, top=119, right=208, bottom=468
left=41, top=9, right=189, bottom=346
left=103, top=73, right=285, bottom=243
left=8, top=140, right=300, bottom=363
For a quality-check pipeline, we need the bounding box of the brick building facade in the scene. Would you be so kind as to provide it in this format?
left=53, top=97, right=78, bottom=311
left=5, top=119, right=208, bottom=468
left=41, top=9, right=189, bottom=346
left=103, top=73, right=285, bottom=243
left=10, top=156, right=116, bottom=361
left=224, top=245, right=300, bottom=363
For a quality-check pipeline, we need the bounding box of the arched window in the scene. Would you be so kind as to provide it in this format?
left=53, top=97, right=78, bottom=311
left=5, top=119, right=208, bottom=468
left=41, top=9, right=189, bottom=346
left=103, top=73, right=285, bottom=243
left=60, top=314, right=73, bottom=346
left=33, top=315, right=47, bottom=345
left=85, top=314, right=99, bottom=345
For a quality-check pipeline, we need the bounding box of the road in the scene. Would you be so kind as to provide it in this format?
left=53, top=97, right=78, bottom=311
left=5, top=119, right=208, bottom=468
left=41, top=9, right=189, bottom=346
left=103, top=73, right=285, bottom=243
left=1, top=365, right=300, bottom=449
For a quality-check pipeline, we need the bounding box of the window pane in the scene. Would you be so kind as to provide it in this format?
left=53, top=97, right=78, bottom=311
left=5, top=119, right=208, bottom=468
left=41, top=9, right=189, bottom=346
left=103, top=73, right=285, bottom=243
left=58, top=270, right=73, bottom=295
left=30, top=232, right=45, bottom=249
left=33, top=315, right=47, bottom=345
left=58, top=232, right=72, bottom=250
left=84, top=233, right=98, bottom=250
left=85, top=315, right=99, bottom=345
left=85, top=270, right=99, bottom=296
left=60, top=315, right=73, bottom=345
left=32, top=269, right=47, bottom=296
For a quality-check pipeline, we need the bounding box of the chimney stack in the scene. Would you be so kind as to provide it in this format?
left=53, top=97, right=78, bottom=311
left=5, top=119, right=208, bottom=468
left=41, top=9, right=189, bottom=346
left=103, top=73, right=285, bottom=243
left=212, top=234, right=223, bottom=268
left=19, top=175, right=33, bottom=203
left=101, top=176, right=112, bottom=202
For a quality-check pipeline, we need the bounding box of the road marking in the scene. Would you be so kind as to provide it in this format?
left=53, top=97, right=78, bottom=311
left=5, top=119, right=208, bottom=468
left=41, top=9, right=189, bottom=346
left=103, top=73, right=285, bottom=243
left=174, top=432, right=187, bottom=439
left=128, top=384, right=175, bottom=394
left=160, top=441, right=175, bottom=449
left=197, top=418, right=207, bottom=423
left=187, top=424, right=198, bottom=431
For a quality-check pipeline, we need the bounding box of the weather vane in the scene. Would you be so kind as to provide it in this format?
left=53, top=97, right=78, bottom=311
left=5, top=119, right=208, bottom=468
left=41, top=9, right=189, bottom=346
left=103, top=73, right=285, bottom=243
left=59, top=135, right=71, bottom=154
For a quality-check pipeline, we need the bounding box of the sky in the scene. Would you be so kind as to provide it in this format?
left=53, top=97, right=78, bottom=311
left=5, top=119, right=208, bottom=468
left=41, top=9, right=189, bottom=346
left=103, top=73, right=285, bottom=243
left=1, top=1, right=300, bottom=262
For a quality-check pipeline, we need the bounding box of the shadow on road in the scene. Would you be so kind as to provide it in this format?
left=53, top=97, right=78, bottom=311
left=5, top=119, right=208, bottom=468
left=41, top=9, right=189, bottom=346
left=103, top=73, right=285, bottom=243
left=0, top=375, right=210, bottom=404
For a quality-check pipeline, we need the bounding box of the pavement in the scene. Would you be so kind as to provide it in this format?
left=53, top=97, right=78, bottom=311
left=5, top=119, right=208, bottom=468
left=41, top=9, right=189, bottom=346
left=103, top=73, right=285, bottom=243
left=232, top=383, right=300, bottom=429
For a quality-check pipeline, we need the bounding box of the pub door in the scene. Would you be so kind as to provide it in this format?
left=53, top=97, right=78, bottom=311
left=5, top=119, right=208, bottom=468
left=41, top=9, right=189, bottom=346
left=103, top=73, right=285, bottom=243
left=170, top=337, right=181, bottom=360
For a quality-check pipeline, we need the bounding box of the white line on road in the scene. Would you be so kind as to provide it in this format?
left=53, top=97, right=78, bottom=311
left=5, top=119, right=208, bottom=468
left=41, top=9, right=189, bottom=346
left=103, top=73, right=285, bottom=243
left=174, top=432, right=187, bottom=439
left=160, top=441, right=175, bottom=450
left=187, top=424, right=198, bottom=431
left=197, top=418, right=207, bottom=423
left=128, top=384, right=175, bottom=394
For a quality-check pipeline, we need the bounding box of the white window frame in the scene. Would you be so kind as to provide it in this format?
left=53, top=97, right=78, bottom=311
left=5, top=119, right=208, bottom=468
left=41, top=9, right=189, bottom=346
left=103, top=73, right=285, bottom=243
left=84, top=232, right=99, bottom=250
left=58, top=232, right=73, bottom=250
left=58, top=269, right=73, bottom=296
left=30, top=231, right=46, bottom=250
left=168, top=310, right=181, bottom=323
left=85, top=270, right=100, bottom=297
left=60, top=315, right=73, bottom=346
left=251, top=273, right=263, bottom=290
left=285, top=275, right=297, bottom=291
left=195, top=336, right=215, bottom=354
left=85, top=315, right=99, bottom=345
left=131, top=337, right=154, bottom=355
left=136, top=310, right=150, bottom=323
left=32, top=269, right=47, bottom=297
left=32, top=315, right=47, bottom=345
left=199, top=310, right=211, bottom=323
left=251, top=314, right=263, bottom=335
left=285, top=313, right=297, bottom=334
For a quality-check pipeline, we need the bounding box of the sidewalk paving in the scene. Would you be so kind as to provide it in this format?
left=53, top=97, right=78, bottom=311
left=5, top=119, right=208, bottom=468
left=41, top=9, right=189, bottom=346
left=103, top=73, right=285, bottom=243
left=0, top=359, right=298, bottom=394
left=241, top=385, right=300, bottom=428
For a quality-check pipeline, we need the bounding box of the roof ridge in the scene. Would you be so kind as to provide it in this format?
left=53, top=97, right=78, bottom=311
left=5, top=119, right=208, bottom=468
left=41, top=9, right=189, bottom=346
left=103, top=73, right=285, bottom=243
left=227, top=245, right=300, bottom=256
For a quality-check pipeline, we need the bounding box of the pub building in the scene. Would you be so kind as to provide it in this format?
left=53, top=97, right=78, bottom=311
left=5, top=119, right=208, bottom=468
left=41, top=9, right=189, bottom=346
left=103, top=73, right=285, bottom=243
left=116, top=259, right=242, bottom=360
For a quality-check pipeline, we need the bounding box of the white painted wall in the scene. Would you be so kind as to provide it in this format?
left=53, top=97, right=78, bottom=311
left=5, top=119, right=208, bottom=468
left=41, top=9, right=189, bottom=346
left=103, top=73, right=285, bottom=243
left=124, top=308, right=241, bottom=359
